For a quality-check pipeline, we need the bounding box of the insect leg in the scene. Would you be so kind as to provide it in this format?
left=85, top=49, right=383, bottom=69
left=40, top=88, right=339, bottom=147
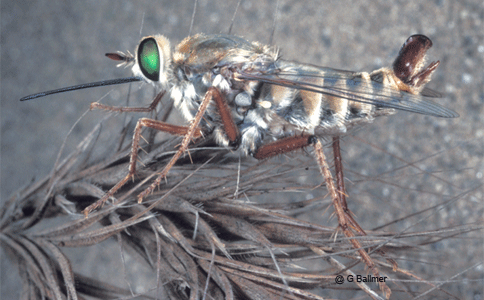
left=90, top=91, right=165, bottom=113
left=333, top=136, right=399, bottom=271
left=253, top=135, right=367, bottom=236
left=82, top=118, right=202, bottom=217
left=252, top=135, right=314, bottom=159
left=332, top=137, right=367, bottom=234
left=135, top=87, right=224, bottom=202
left=209, top=87, right=239, bottom=143
left=312, top=138, right=392, bottom=298
left=254, top=136, right=391, bottom=297
left=253, top=135, right=363, bottom=236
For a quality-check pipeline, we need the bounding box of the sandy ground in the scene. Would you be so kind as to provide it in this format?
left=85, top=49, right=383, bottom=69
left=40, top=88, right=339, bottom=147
left=1, top=0, right=483, bottom=298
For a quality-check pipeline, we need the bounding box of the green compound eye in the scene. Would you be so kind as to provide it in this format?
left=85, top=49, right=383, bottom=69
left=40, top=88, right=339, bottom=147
left=138, top=38, right=160, bottom=81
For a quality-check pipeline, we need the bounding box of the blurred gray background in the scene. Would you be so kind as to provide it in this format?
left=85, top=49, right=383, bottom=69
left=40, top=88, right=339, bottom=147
left=1, top=0, right=483, bottom=298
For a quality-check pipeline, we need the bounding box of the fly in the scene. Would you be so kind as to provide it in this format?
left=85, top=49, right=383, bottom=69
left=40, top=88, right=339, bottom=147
left=21, top=33, right=458, bottom=215
left=21, top=32, right=459, bottom=298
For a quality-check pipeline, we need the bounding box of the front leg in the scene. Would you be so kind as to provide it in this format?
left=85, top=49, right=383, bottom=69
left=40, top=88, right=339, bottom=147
left=136, top=87, right=238, bottom=201
left=82, top=118, right=202, bottom=216
left=83, top=87, right=239, bottom=216
left=90, top=91, right=165, bottom=113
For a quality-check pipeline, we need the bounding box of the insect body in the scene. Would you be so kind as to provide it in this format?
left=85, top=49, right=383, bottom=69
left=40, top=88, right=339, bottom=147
left=125, top=34, right=457, bottom=156
left=21, top=33, right=457, bottom=215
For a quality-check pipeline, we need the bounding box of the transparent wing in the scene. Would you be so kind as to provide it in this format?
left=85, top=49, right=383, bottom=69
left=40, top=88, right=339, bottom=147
left=237, top=62, right=458, bottom=118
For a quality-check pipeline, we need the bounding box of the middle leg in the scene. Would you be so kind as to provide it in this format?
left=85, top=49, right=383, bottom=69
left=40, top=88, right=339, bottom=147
left=136, top=86, right=240, bottom=201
